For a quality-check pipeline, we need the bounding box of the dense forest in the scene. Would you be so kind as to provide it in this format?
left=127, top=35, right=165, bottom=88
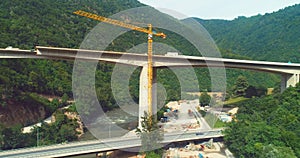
left=0, top=0, right=144, bottom=114
left=1, top=0, right=298, bottom=127
left=0, top=107, right=80, bottom=150
left=197, top=3, right=300, bottom=62
left=224, top=84, right=300, bottom=157
left=0, top=0, right=299, bottom=154
left=0, top=0, right=146, bottom=150
left=0, top=0, right=286, bottom=116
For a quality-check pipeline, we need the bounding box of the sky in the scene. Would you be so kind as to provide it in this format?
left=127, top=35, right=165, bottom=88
left=138, top=0, right=300, bottom=20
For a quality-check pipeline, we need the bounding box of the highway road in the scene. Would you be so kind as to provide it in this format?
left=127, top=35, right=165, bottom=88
left=0, top=129, right=223, bottom=158
left=1, top=46, right=300, bottom=93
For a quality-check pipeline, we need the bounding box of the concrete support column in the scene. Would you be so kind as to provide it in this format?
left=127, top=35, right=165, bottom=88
left=281, top=73, right=300, bottom=92
left=138, top=65, right=157, bottom=129
left=152, top=68, right=157, bottom=118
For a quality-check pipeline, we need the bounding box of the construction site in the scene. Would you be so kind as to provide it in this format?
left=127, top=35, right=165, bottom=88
left=163, top=139, right=232, bottom=158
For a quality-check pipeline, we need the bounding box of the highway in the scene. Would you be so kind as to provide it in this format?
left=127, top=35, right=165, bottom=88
left=1, top=46, right=298, bottom=157
left=1, top=46, right=300, bottom=73
left=1, top=46, right=300, bottom=93
left=0, top=129, right=223, bottom=158
left=1, top=46, right=300, bottom=92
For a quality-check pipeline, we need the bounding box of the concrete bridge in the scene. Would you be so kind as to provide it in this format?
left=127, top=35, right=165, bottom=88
left=0, top=129, right=223, bottom=158
left=1, top=46, right=299, bottom=156
left=1, top=46, right=299, bottom=91
left=1, top=46, right=300, bottom=125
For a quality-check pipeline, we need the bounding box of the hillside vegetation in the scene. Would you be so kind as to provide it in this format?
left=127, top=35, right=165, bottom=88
left=197, top=4, right=300, bottom=62
left=1, top=0, right=298, bottom=126
left=0, top=0, right=299, bottom=153
left=224, top=84, right=300, bottom=157
left=0, top=0, right=144, bottom=113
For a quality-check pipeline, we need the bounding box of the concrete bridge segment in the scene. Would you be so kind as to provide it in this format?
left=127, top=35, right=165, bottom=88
left=1, top=46, right=300, bottom=127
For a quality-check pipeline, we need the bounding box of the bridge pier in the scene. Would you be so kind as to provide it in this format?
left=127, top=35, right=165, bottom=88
left=138, top=65, right=157, bottom=129
left=281, top=73, right=300, bottom=92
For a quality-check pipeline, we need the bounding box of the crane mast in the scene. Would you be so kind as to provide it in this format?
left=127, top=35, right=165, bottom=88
left=74, top=10, right=166, bottom=125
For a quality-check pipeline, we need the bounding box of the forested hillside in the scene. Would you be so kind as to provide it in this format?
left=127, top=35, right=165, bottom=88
left=197, top=4, right=300, bottom=62
left=0, top=0, right=146, bottom=150
left=224, top=84, right=300, bottom=157
left=0, top=0, right=144, bottom=49
left=0, top=0, right=299, bottom=153
left=0, top=0, right=145, bottom=126
left=1, top=0, right=295, bottom=127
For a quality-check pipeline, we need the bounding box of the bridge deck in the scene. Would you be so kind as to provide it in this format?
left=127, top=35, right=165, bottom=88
left=0, top=130, right=223, bottom=158
left=1, top=46, right=300, bottom=74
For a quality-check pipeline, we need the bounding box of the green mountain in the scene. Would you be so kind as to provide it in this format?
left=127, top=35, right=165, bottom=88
left=0, top=0, right=144, bottom=125
left=0, top=0, right=144, bottom=49
left=1, top=0, right=297, bottom=127
left=0, top=0, right=146, bottom=150
left=196, top=4, right=300, bottom=62
left=0, top=0, right=298, bottom=151
left=224, top=84, right=300, bottom=157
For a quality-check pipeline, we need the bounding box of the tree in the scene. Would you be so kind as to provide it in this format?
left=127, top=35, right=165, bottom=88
left=0, top=124, right=36, bottom=150
left=233, top=75, right=249, bottom=97
left=210, top=94, right=217, bottom=106
left=200, top=91, right=211, bottom=106
left=0, top=125, right=4, bottom=149
left=259, top=144, right=297, bottom=158
left=58, top=124, right=77, bottom=142
left=30, top=111, right=79, bottom=146
left=136, top=111, right=163, bottom=155
left=245, top=85, right=257, bottom=98
left=145, top=150, right=163, bottom=158
left=61, top=93, right=69, bottom=106
left=224, top=84, right=300, bottom=157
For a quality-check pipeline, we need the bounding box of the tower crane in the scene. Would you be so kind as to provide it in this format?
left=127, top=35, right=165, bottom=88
left=73, top=10, right=166, bottom=125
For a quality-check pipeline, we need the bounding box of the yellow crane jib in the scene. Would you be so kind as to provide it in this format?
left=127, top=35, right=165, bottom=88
left=74, top=10, right=166, bottom=126
left=73, top=10, right=166, bottom=38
